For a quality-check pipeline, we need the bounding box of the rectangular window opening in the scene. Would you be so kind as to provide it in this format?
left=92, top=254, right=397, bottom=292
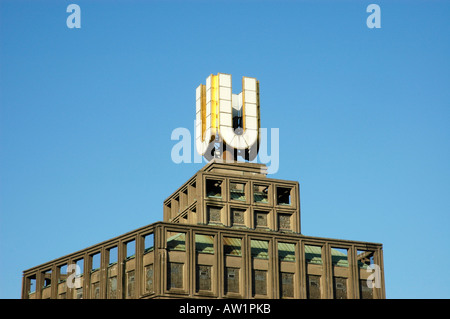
left=206, top=179, right=222, bottom=198
left=108, top=247, right=118, bottom=265
left=278, top=242, right=296, bottom=262
left=254, top=210, right=269, bottom=228
left=278, top=213, right=292, bottom=230
left=91, top=252, right=101, bottom=272
left=306, top=275, right=321, bottom=299
left=195, top=234, right=215, bottom=254
left=207, top=205, right=222, bottom=224
left=331, top=247, right=349, bottom=267
left=126, top=240, right=136, bottom=260
left=168, top=262, right=184, bottom=289
left=167, top=232, right=186, bottom=251
left=252, top=270, right=267, bottom=296
left=224, top=267, right=240, bottom=294
left=305, top=245, right=323, bottom=265
left=223, top=237, right=242, bottom=256
left=144, top=233, right=154, bottom=254
left=28, top=276, right=37, bottom=294
left=230, top=182, right=246, bottom=201
left=254, top=184, right=269, bottom=203
left=42, top=270, right=52, bottom=288
left=196, top=265, right=212, bottom=292
left=231, top=208, right=246, bottom=226
left=277, top=187, right=292, bottom=205
left=58, top=264, right=68, bottom=283
left=251, top=239, right=269, bottom=260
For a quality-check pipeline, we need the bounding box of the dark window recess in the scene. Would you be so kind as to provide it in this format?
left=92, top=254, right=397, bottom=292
left=231, top=208, right=245, bottom=225
left=196, top=265, right=212, bottom=292
left=207, top=206, right=222, bottom=224
left=277, top=187, right=291, bottom=205
left=224, top=268, right=240, bottom=294
left=254, top=211, right=268, bottom=227
left=252, top=270, right=267, bottom=296
left=145, top=264, right=154, bottom=294
left=206, top=179, right=222, bottom=198
left=333, top=277, right=347, bottom=299
left=168, top=262, right=183, bottom=289
left=280, top=272, right=294, bottom=298
left=306, top=275, right=321, bottom=299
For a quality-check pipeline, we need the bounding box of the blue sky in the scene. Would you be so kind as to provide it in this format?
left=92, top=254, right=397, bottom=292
left=1, top=0, right=449, bottom=299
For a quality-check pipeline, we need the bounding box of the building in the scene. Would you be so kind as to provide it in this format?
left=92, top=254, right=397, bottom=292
left=21, top=74, right=385, bottom=299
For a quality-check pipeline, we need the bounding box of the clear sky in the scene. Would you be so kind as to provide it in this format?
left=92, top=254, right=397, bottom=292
left=1, top=0, right=449, bottom=299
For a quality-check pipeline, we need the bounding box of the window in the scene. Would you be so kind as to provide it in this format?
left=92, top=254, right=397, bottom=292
left=144, top=233, right=154, bottom=254
left=252, top=270, right=267, bottom=296
left=357, top=250, right=374, bottom=269
left=331, top=247, right=349, bottom=267
left=230, top=182, right=246, bottom=201
left=231, top=208, right=246, bottom=226
left=278, top=242, right=296, bottom=262
left=196, top=265, right=212, bottom=292
left=58, top=264, right=68, bottom=283
left=168, top=262, right=184, bottom=289
left=167, top=231, right=186, bottom=251
left=108, top=276, right=117, bottom=299
left=145, top=264, right=154, bottom=294
left=276, top=187, right=291, bottom=205
left=91, top=282, right=100, bottom=299
left=126, top=270, right=135, bottom=298
left=280, top=272, right=294, bottom=298
left=357, top=250, right=375, bottom=299
left=224, top=268, right=240, bottom=294
left=91, top=252, right=101, bottom=272
left=333, top=277, right=348, bottom=299
left=107, top=247, right=118, bottom=299
left=76, top=287, right=83, bottom=299
left=278, top=213, right=291, bottom=230
left=305, top=245, right=323, bottom=265
left=195, top=234, right=214, bottom=254
left=306, top=275, right=321, bottom=299
left=28, top=276, right=37, bottom=295
left=223, top=237, right=242, bottom=256
left=108, top=247, right=118, bottom=265
left=126, top=240, right=136, bottom=260
left=206, top=179, right=222, bottom=198
left=254, top=210, right=269, bottom=228
left=254, top=184, right=269, bottom=203
left=207, top=205, right=222, bottom=224
left=42, top=269, right=52, bottom=288
left=251, top=239, right=269, bottom=259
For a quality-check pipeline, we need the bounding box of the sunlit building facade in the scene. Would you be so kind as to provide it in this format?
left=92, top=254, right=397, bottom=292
left=22, top=161, right=385, bottom=299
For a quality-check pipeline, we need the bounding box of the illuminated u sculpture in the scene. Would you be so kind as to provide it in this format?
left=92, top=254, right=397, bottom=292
left=195, top=73, right=260, bottom=161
